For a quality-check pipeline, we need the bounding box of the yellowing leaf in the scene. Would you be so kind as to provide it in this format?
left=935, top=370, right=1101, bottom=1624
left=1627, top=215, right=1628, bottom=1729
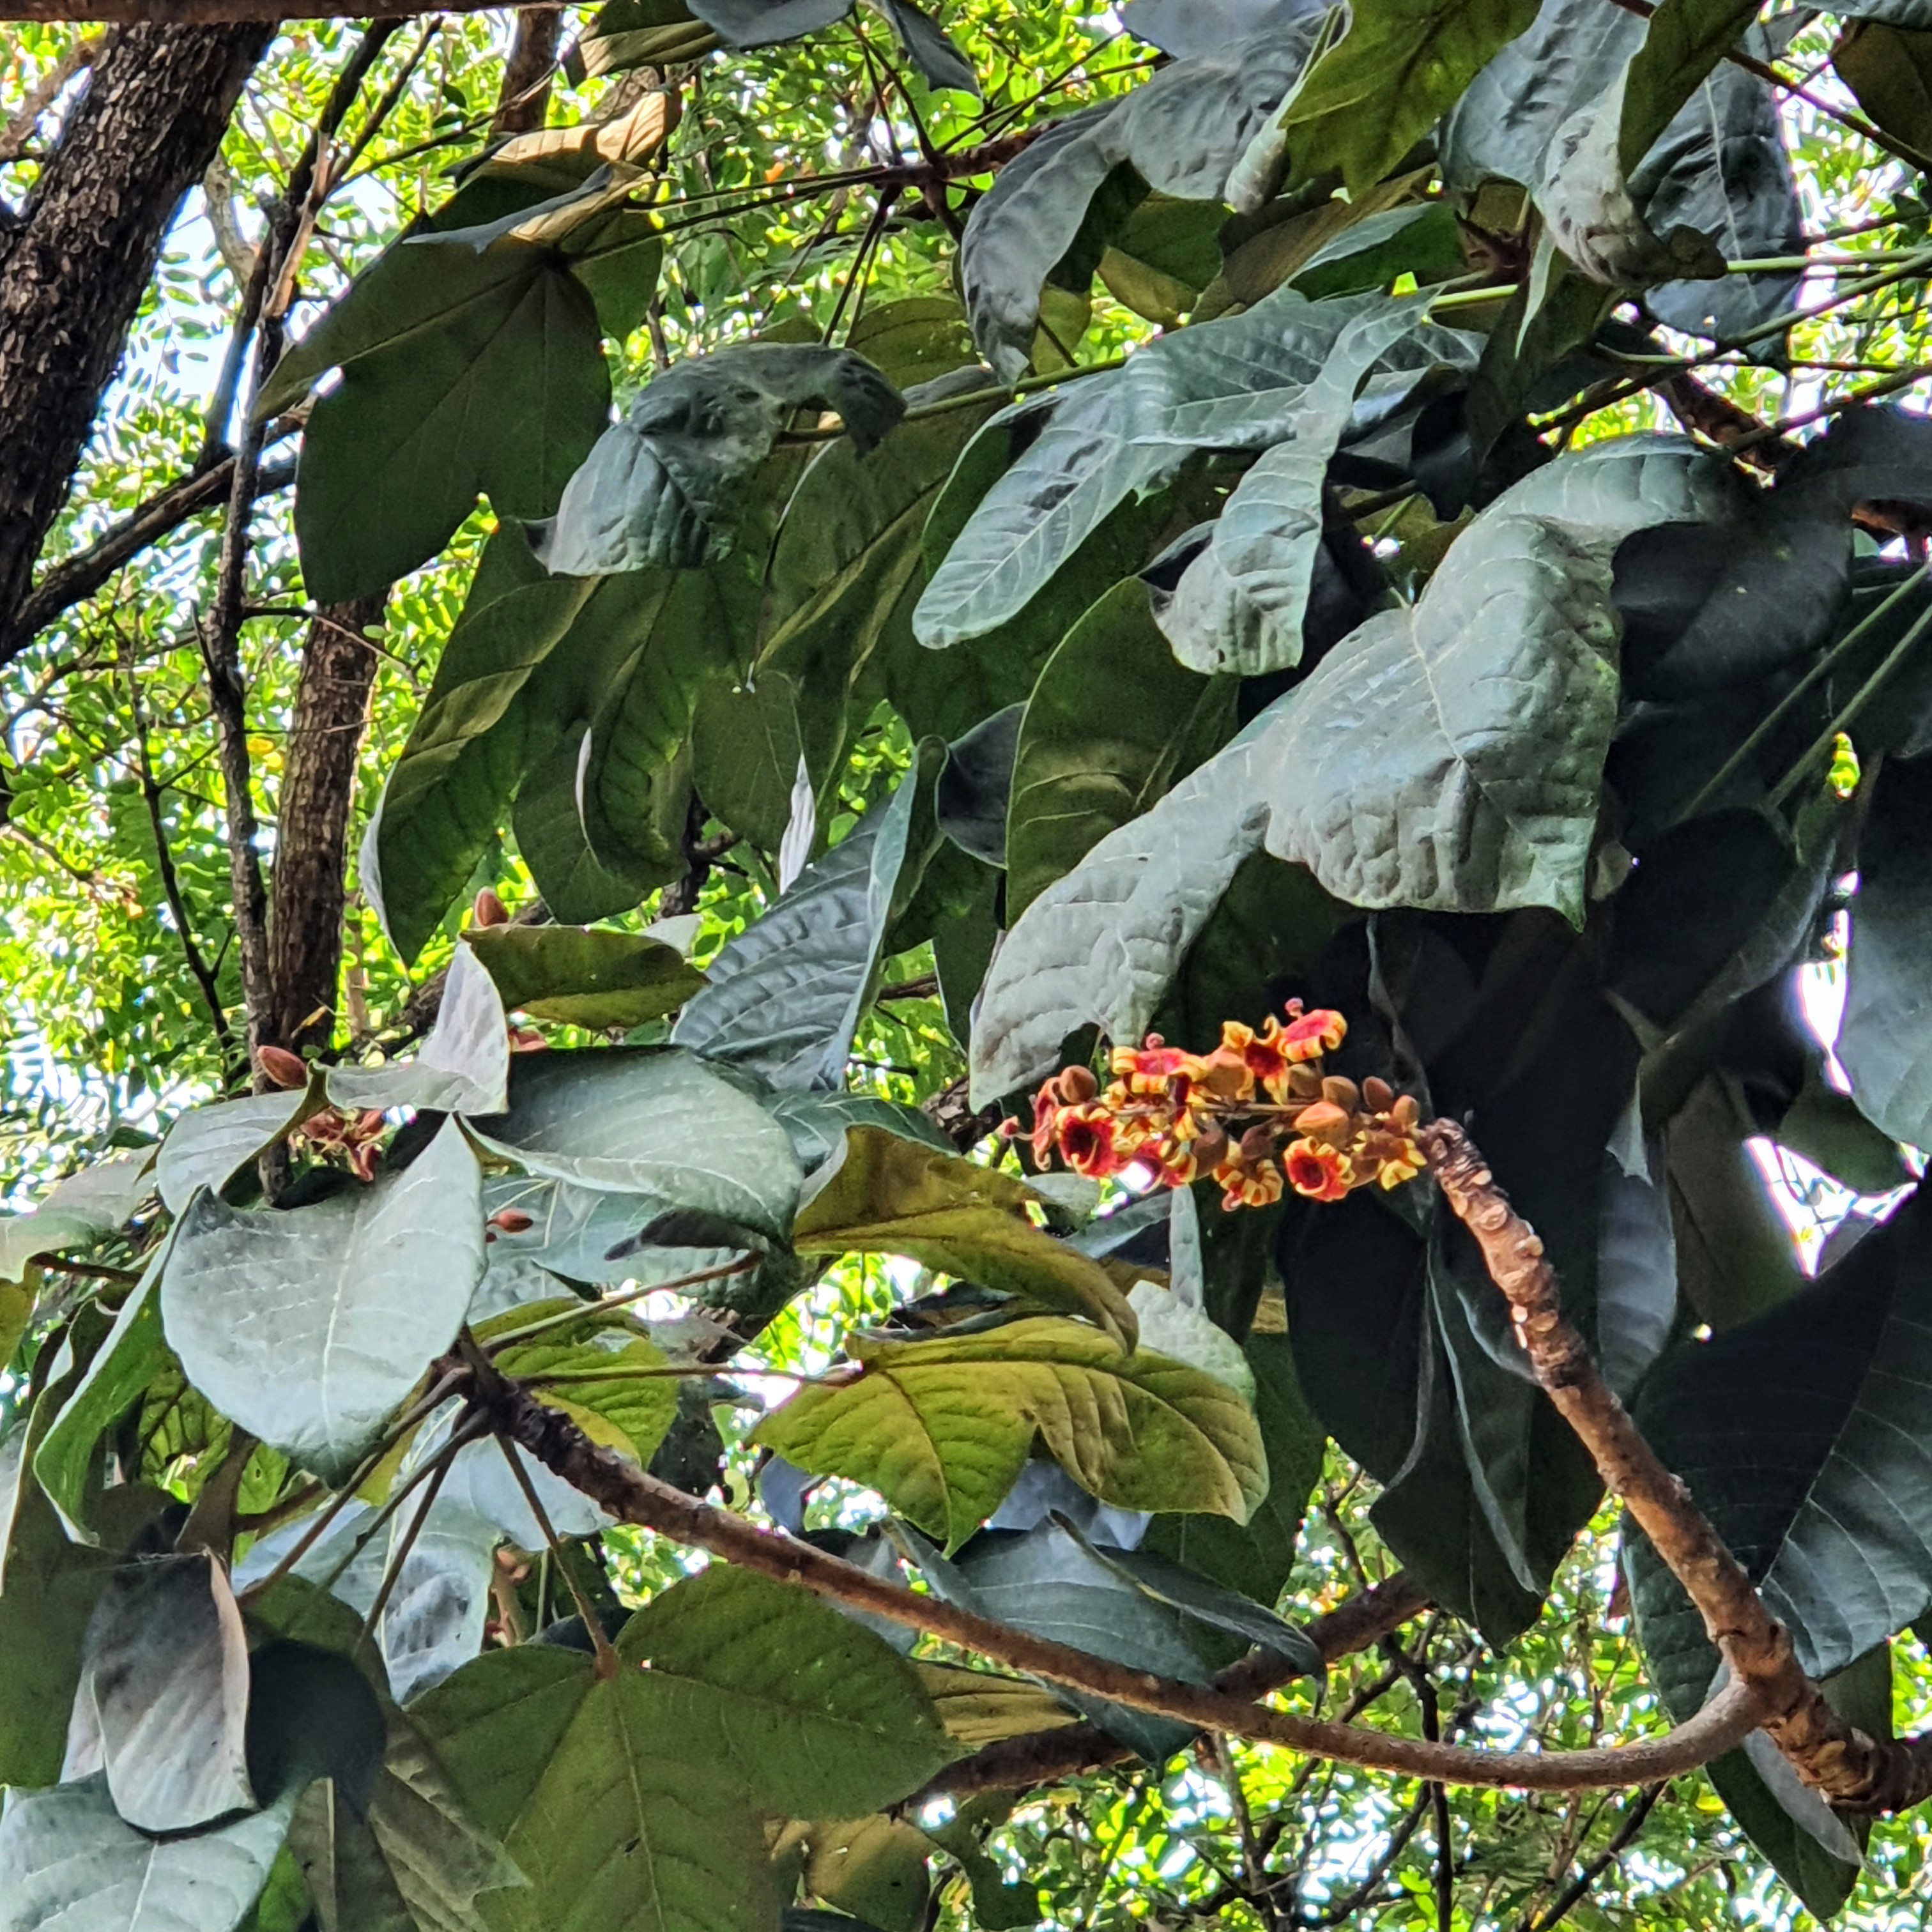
left=793, top=1129, right=1137, bottom=1349
left=497, top=1331, right=678, bottom=1468
left=912, top=1663, right=1078, bottom=1747
left=753, top=1316, right=1266, bottom=1550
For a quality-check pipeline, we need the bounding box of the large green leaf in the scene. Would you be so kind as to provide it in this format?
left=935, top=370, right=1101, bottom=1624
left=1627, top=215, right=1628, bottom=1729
left=413, top=1567, right=952, bottom=1932
left=0, top=1154, right=150, bottom=1291
left=466, top=925, right=704, bottom=1029
left=1279, top=0, right=1542, bottom=196
left=755, top=1314, right=1266, bottom=1550
left=160, top=1118, right=486, bottom=1485
left=914, top=288, right=1438, bottom=650
left=1006, top=579, right=1236, bottom=918
left=670, top=773, right=919, bottom=1087
left=1839, top=756, right=1932, bottom=1153
left=157, top=1087, right=319, bottom=1215
left=64, top=1551, right=254, bottom=1834
left=1142, top=1331, right=1324, bottom=1609
left=295, top=259, right=608, bottom=604
left=326, top=944, right=510, bottom=1117
left=762, top=1092, right=953, bottom=1172
left=1634, top=1188, right=1932, bottom=1681
left=470, top=1048, right=802, bottom=1239
left=0, top=1775, right=295, bottom=1932
left=958, top=23, right=1324, bottom=379
left=790, top=1127, right=1138, bottom=1345
left=534, top=345, right=903, bottom=576
left=969, top=436, right=1744, bottom=1100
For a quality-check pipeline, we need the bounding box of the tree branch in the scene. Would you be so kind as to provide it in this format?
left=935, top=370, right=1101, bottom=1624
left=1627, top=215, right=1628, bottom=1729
left=1420, top=1118, right=1932, bottom=1814
left=921, top=1570, right=1432, bottom=1800
left=10, top=0, right=558, bottom=19
left=475, top=1376, right=1770, bottom=1791
left=3, top=452, right=294, bottom=660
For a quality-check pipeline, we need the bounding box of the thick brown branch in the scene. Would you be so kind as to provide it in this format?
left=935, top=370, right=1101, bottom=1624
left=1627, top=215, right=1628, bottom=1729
left=492, top=8, right=560, bottom=137
left=480, top=1379, right=1768, bottom=1791
left=1420, top=1119, right=1932, bottom=1813
left=921, top=1570, right=1431, bottom=1799
left=8, top=0, right=555, bottom=18
left=4, top=453, right=294, bottom=657
left=0, top=21, right=268, bottom=641
left=266, top=595, right=385, bottom=1055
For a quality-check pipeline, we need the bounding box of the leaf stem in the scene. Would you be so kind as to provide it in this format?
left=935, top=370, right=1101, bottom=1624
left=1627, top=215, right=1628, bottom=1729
left=482, top=1255, right=760, bottom=1352
left=494, top=1433, right=621, bottom=1676
left=1676, top=570, right=1930, bottom=824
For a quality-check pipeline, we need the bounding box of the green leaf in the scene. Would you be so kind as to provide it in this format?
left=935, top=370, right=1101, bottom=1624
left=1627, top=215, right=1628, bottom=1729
left=762, top=1092, right=953, bottom=1173
left=534, top=345, right=904, bottom=576
left=1289, top=202, right=1467, bottom=300
left=63, top=1551, right=254, bottom=1833
left=617, top=1565, right=958, bottom=1816
left=790, top=1127, right=1138, bottom=1346
left=1635, top=1188, right=1932, bottom=1681
left=1836, top=20, right=1932, bottom=160
left=915, top=288, right=1435, bottom=650
left=34, top=1245, right=171, bottom=1542
left=670, top=773, right=921, bottom=1087
left=788, top=1816, right=931, bottom=1932
left=326, top=944, right=510, bottom=1117
left=958, top=24, right=1323, bottom=379
left=1279, top=0, right=1542, bottom=197
left=466, top=926, right=704, bottom=1030
left=0, top=1775, right=295, bottom=1932
left=1840, top=756, right=1932, bottom=1154
left=470, top=1048, right=803, bottom=1239
left=754, top=1314, right=1266, bottom=1550
left=0, top=1153, right=150, bottom=1287
left=157, top=1087, right=319, bottom=1215
left=1143, top=1331, right=1324, bottom=1609
left=296, top=262, right=609, bottom=603
left=413, top=1568, right=952, bottom=1932
left=970, top=436, right=1744, bottom=1100
left=497, top=1329, right=677, bottom=1466
left=160, top=1118, right=486, bottom=1486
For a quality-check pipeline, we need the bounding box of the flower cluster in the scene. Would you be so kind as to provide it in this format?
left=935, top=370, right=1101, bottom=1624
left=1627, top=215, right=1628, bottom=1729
left=1014, top=1002, right=1425, bottom=1212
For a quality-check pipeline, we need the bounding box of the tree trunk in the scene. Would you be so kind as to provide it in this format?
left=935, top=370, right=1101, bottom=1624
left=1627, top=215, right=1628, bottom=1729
left=492, top=8, right=560, bottom=136
left=0, top=22, right=266, bottom=644
left=266, top=595, right=385, bottom=1055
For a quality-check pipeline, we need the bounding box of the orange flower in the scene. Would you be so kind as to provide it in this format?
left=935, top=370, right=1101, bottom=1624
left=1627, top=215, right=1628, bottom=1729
left=1028, top=1081, right=1062, bottom=1169
left=1213, top=1149, right=1284, bottom=1211
left=1216, top=1018, right=1299, bottom=1101
left=1138, top=1135, right=1202, bottom=1187
left=1280, top=1002, right=1347, bottom=1064
left=1284, top=1138, right=1353, bottom=1202
left=1056, top=1104, right=1131, bottom=1179
left=1353, top=1126, right=1425, bottom=1190
left=1109, top=1034, right=1208, bottom=1096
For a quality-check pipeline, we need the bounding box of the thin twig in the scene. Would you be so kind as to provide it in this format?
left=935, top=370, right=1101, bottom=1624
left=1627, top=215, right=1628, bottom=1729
left=494, top=1434, right=620, bottom=1674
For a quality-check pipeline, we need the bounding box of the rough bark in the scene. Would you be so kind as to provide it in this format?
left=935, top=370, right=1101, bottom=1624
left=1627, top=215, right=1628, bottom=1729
left=0, top=22, right=268, bottom=642
left=492, top=8, right=560, bottom=136
left=266, top=596, right=386, bottom=1054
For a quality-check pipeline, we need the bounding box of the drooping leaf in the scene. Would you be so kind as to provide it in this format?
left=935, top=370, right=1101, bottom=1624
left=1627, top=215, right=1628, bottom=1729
left=0, top=1775, right=295, bottom=1932
left=762, top=1092, right=953, bottom=1173
left=755, top=1314, right=1266, bottom=1550
left=790, top=1127, right=1138, bottom=1344
left=0, top=1154, right=151, bottom=1290
left=958, top=23, right=1324, bottom=379
left=1835, top=20, right=1932, bottom=160
left=970, top=436, right=1744, bottom=1100
left=157, top=1086, right=319, bottom=1216
left=1121, top=0, right=1322, bottom=54
left=61, top=1551, right=254, bottom=1834
left=670, top=773, right=920, bottom=1086
left=1279, top=0, right=1542, bottom=197
left=466, top=925, right=705, bottom=1029
left=326, top=944, right=510, bottom=1117
left=533, top=344, right=904, bottom=576
left=1153, top=295, right=1432, bottom=674
left=1839, top=755, right=1932, bottom=1155
left=160, top=1118, right=486, bottom=1486
left=916, top=288, right=1441, bottom=649
left=935, top=705, right=1023, bottom=867
left=1143, top=1331, right=1324, bottom=1609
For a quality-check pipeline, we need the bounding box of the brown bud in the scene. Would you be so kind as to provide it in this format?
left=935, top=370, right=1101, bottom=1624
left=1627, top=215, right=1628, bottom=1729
left=1056, top=1064, right=1099, bottom=1104
left=1193, top=1123, right=1230, bottom=1169
left=473, top=887, right=510, bottom=928
left=1286, top=1064, right=1324, bottom=1099
left=489, top=1208, right=535, bottom=1234
left=1391, top=1094, right=1420, bottom=1128
left=1361, top=1076, right=1395, bottom=1113
left=1296, top=1100, right=1353, bottom=1145
left=1238, top=1123, right=1278, bottom=1163
left=1321, top=1075, right=1360, bottom=1113
left=257, top=1045, right=308, bottom=1089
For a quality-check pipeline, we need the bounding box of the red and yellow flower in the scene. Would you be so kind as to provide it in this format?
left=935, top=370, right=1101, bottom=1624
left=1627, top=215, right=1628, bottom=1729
left=1055, top=1103, right=1132, bottom=1179
left=1280, top=1001, right=1347, bottom=1064
left=1284, top=1137, right=1353, bottom=1202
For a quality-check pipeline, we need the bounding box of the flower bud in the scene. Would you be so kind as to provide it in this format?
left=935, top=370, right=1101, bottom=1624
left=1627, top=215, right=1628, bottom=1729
left=1391, top=1094, right=1420, bottom=1128
left=1056, top=1064, right=1099, bottom=1104
left=1238, top=1122, right=1278, bottom=1163
left=489, top=1208, right=535, bottom=1234
left=1362, top=1076, right=1395, bottom=1112
left=473, top=887, right=510, bottom=928
left=1286, top=1064, right=1324, bottom=1099
left=1295, top=1100, right=1353, bottom=1145
left=257, top=1045, right=308, bottom=1089
left=1321, top=1075, right=1360, bottom=1113
left=1192, top=1123, right=1230, bottom=1169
